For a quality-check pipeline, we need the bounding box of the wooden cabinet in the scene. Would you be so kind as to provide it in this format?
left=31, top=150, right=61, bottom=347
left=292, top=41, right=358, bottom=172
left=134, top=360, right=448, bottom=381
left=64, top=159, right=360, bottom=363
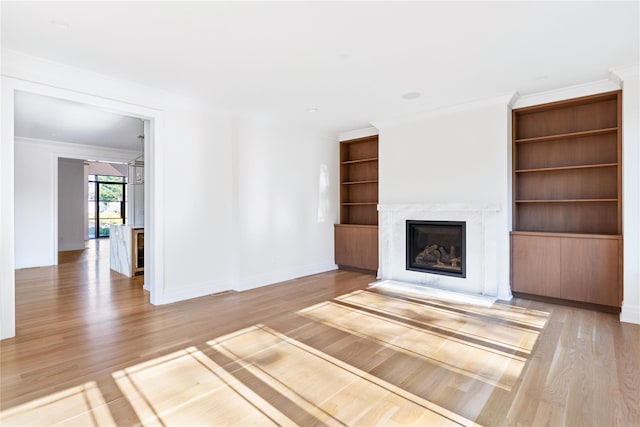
left=335, top=224, right=378, bottom=272
left=560, top=236, right=620, bottom=306
left=511, top=232, right=621, bottom=306
left=334, top=135, right=378, bottom=272
left=511, top=233, right=561, bottom=298
left=511, top=91, right=622, bottom=308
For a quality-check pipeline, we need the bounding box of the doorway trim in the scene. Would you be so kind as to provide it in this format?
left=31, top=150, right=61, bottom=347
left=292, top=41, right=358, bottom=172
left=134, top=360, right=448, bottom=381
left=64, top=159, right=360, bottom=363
left=1, top=76, right=166, bottom=339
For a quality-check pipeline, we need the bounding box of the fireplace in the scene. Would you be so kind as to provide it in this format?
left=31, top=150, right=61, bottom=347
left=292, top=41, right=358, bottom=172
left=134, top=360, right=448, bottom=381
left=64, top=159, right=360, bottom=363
left=406, top=220, right=466, bottom=278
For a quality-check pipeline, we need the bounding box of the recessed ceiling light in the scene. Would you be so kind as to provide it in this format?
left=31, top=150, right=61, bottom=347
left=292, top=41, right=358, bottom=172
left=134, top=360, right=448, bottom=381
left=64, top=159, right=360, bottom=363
left=535, top=75, right=548, bottom=81
left=307, top=108, right=318, bottom=114
left=50, top=20, right=70, bottom=30
left=402, top=92, right=421, bottom=100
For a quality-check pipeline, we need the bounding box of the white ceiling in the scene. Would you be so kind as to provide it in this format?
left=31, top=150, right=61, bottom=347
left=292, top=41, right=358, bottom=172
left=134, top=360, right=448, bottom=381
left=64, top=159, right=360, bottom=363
left=2, top=1, right=638, bottom=135
left=14, top=91, right=144, bottom=151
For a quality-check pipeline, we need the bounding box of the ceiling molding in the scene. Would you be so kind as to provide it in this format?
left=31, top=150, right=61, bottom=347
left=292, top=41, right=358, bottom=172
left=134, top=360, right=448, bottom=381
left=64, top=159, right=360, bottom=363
left=1, top=48, right=168, bottom=112
left=609, top=64, right=640, bottom=85
left=338, top=127, right=378, bottom=142
left=15, top=136, right=140, bottom=162
left=511, top=79, right=620, bottom=110
left=507, top=92, right=521, bottom=108
left=372, top=92, right=516, bottom=130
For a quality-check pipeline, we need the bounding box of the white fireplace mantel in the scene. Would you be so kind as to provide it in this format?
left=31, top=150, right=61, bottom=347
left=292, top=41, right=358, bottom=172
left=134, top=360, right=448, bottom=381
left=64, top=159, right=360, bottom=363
left=378, top=203, right=501, bottom=213
left=378, top=203, right=512, bottom=300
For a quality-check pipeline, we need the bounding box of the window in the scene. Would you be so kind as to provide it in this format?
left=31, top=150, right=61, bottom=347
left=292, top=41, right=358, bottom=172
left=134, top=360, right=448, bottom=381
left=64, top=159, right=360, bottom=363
left=88, top=174, right=127, bottom=238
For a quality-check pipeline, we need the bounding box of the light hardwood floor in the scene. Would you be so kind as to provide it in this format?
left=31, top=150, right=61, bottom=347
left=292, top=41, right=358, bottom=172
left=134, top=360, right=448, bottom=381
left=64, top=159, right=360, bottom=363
left=1, top=240, right=638, bottom=426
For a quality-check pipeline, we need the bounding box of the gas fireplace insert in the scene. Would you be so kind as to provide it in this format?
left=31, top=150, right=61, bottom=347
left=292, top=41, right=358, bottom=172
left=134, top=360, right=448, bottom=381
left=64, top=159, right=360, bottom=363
left=406, top=220, right=466, bottom=278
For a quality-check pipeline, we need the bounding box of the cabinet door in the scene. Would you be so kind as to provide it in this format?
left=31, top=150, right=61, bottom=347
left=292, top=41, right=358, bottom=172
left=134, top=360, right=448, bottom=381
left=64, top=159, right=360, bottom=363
left=561, top=237, right=620, bottom=306
left=511, top=234, right=561, bottom=297
left=335, top=226, right=378, bottom=271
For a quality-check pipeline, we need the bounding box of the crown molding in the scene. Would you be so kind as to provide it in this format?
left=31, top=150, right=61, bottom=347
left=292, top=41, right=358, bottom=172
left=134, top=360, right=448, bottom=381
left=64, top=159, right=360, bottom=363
left=372, top=92, right=516, bottom=130
left=507, top=91, right=520, bottom=108
left=338, top=126, right=378, bottom=142
left=511, top=79, right=621, bottom=109
left=15, top=136, right=140, bottom=161
left=609, top=64, right=640, bottom=85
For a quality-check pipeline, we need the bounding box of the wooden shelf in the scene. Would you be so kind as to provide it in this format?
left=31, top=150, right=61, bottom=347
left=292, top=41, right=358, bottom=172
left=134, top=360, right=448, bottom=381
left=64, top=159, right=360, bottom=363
left=515, top=127, right=617, bottom=144
left=335, top=224, right=378, bottom=229
left=337, top=135, right=379, bottom=270
left=340, top=157, right=378, bottom=165
left=341, top=180, right=378, bottom=185
left=341, top=202, right=377, bottom=206
left=512, top=90, right=622, bottom=308
left=515, top=163, right=617, bottom=173
left=516, top=199, right=617, bottom=203
left=339, top=135, right=378, bottom=145
left=513, top=90, right=621, bottom=234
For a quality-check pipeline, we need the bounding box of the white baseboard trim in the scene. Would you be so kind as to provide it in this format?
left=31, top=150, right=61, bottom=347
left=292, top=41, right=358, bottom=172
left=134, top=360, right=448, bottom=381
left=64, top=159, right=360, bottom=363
left=58, top=243, right=85, bottom=252
left=160, top=278, right=231, bottom=305
left=620, top=302, right=640, bottom=324
left=158, top=261, right=338, bottom=304
left=235, top=261, right=338, bottom=292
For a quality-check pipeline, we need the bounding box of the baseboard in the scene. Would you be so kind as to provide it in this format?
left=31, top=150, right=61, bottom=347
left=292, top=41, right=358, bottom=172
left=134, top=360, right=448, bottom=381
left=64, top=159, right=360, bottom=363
left=620, top=302, right=640, bottom=324
left=512, top=292, right=621, bottom=314
left=160, top=278, right=231, bottom=304
left=337, top=265, right=377, bottom=275
left=235, top=261, right=338, bottom=292
left=159, top=261, right=338, bottom=304
left=58, top=243, right=85, bottom=252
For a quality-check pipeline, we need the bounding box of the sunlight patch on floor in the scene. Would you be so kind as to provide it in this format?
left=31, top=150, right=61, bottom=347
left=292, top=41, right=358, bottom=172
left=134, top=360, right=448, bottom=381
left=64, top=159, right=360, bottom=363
left=112, top=346, right=293, bottom=426
left=299, top=300, right=532, bottom=391
left=209, top=324, right=478, bottom=426
left=337, top=290, right=542, bottom=353
left=0, top=382, right=115, bottom=427
left=368, top=283, right=550, bottom=329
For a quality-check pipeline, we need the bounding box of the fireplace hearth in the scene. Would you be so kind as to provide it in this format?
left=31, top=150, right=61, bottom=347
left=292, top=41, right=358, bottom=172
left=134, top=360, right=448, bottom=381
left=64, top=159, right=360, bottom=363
left=406, top=220, right=466, bottom=278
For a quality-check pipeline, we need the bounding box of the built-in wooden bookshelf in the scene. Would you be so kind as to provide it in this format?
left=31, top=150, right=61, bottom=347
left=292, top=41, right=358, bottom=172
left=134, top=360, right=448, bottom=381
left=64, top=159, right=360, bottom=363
left=335, top=135, right=378, bottom=272
left=511, top=90, right=622, bottom=309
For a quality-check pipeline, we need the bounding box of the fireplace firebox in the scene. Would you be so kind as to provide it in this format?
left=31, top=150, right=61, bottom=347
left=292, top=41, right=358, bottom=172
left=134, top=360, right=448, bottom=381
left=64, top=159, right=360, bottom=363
left=406, top=220, right=466, bottom=278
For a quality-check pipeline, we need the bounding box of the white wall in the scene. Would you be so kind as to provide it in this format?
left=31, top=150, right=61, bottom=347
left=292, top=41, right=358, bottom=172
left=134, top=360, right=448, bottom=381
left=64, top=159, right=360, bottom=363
left=375, top=98, right=512, bottom=299
left=378, top=102, right=510, bottom=207
left=14, top=141, right=55, bottom=268
left=14, top=138, right=139, bottom=268
left=617, top=68, right=640, bottom=324
left=161, top=109, right=235, bottom=302
left=232, top=115, right=339, bottom=291
left=57, top=158, right=85, bottom=251
left=2, top=49, right=341, bottom=338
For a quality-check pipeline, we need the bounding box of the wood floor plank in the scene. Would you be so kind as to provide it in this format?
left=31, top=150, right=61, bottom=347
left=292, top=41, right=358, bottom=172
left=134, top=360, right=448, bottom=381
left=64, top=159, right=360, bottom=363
left=1, top=240, right=639, bottom=426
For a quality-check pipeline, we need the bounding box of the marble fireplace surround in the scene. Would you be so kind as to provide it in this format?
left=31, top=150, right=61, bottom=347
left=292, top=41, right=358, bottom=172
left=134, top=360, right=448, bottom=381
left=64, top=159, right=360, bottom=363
left=378, top=203, right=509, bottom=299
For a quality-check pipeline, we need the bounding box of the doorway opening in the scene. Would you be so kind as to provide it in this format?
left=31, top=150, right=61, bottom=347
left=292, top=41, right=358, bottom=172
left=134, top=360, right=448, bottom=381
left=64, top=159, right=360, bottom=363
left=2, top=84, right=161, bottom=339
left=88, top=171, right=127, bottom=239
